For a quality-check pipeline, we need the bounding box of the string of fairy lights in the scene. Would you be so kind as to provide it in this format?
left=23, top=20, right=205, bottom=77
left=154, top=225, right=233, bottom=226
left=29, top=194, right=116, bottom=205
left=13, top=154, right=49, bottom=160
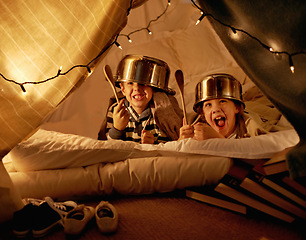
left=0, top=0, right=305, bottom=93
left=190, top=0, right=305, bottom=74
left=119, top=0, right=171, bottom=43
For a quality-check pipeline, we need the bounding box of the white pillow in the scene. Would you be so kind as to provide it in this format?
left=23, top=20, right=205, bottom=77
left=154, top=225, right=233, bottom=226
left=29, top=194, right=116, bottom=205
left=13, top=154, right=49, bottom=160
left=8, top=129, right=299, bottom=172
left=146, top=129, right=299, bottom=159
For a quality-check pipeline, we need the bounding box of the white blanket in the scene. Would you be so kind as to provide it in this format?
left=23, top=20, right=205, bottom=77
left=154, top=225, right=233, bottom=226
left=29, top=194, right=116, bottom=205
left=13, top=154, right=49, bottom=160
left=4, top=128, right=299, bottom=200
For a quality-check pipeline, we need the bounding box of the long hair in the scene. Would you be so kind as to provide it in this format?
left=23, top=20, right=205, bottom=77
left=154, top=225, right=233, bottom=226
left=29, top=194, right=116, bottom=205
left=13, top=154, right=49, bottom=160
left=234, top=101, right=247, bottom=138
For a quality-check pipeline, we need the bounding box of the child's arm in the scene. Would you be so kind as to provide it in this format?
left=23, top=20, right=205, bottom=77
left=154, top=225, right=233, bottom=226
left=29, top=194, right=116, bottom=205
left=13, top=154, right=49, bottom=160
left=107, top=99, right=130, bottom=140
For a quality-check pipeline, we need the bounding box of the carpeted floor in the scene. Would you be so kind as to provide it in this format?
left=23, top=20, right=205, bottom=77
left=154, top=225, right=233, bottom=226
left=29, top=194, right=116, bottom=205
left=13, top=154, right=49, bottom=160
left=0, top=190, right=305, bottom=240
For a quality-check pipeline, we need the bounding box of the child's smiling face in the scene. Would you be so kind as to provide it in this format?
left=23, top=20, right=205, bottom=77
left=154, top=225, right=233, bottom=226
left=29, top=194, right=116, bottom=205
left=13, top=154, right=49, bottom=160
left=120, top=82, right=153, bottom=114
left=202, top=98, right=240, bottom=138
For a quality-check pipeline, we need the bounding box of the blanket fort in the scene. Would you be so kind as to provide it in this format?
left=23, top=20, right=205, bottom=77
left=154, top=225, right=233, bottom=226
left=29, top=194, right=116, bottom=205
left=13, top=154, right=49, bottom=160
left=0, top=0, right=305, bottom=223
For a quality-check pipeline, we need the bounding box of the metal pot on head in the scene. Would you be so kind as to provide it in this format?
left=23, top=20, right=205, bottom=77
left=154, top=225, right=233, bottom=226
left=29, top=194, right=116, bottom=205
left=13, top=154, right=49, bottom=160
left=115, top=54, right=175, bottom=95
left=193, top=73, right=244, bottom=112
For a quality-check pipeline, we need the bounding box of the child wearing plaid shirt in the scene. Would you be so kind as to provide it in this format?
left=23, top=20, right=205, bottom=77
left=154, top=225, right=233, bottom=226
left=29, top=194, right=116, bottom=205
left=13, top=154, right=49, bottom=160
left=102, top=91, right=171, bottom=144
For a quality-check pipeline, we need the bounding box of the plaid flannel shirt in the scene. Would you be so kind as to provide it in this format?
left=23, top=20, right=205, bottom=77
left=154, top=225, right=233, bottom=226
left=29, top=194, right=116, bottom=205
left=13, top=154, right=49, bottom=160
left=106, top=99, right=170, bottom=144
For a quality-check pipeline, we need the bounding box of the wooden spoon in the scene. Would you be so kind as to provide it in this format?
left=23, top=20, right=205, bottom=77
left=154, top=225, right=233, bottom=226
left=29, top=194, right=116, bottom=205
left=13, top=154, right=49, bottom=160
left=190, top=114, right=201, bottom=126
left=175, top=69, right=188, bottom=125
left=104, top=65, right=119, bottom=103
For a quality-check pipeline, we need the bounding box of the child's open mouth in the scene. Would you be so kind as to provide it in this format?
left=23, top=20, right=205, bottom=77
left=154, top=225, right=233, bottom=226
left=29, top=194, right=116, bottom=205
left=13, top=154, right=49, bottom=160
left=214, top=116, right=226, bottom=128
left=133, top=94, right=144, bottom=100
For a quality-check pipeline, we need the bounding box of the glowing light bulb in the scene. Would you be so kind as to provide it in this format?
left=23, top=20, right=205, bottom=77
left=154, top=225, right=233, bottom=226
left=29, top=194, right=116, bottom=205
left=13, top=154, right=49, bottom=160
left=230, top=28, right=239, bottom=39
left=57, top=66, right=63, bottom=75
left=20, top=84, right=26, bottom=93
left=86, top=66, right=91, bottom=74
left=196, top=13, right=205, bottom=25
left=289, top=56, right=294, bottom=74
left=115, top=41, right=122, bottom=50
left=147, top=28, right=152, bottom=35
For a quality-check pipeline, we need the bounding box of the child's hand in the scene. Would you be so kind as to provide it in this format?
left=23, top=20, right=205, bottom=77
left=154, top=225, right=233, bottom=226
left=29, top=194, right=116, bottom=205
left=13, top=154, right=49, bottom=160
left=113, top=99, right=130, bottom=131
left=141, top=130, right=154, bottom=144
left=193, top=122, right=225, bottom=140
left=179, top=118, right=194, bottom=140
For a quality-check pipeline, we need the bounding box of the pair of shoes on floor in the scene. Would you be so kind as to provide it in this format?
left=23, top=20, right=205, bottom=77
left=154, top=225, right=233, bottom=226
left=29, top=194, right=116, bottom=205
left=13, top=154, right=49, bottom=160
left=12, top=196, right=77, bottom=238
left=64, top=201, right=118, bottom=235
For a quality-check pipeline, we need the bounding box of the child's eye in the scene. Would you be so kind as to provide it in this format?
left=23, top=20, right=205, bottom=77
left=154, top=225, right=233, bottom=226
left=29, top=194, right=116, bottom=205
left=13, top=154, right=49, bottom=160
left=220, top=99, right=227, bottom=104
left=204, top=103, right=211, bottom=108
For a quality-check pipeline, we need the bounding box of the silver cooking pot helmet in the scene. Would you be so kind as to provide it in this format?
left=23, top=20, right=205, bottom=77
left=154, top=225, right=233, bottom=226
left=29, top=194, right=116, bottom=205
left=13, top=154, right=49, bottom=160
left=193, top=73, right=244, bottom=112
left=115, top=54, right=175, bottom=95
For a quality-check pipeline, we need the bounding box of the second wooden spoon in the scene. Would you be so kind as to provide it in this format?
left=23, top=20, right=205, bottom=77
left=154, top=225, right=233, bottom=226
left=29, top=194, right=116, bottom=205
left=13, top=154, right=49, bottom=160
left=175, top=69, right=188, bottom=125
left=104, top=65, right=119, bottom=103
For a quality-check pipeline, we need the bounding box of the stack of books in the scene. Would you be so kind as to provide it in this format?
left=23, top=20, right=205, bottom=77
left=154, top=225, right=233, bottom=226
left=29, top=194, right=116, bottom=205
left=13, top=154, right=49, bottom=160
left=186, top=149, right=306, bottom=223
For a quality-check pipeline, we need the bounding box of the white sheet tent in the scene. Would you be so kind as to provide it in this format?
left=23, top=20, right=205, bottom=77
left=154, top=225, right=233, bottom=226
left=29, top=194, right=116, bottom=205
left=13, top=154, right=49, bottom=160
left=41, top=1, right=252, bottom=139
left=0, top=0, right=305, bottom=223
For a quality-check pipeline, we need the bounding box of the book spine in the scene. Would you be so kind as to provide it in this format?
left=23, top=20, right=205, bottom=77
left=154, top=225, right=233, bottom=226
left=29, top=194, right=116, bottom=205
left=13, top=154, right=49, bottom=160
left=262, top=178, right=306, bottom=209
left=282, top=176, right=306, bottom=197
left=263, top=164, right=288, bottom=176
left=240, top=178, right=306, bottom=219
left=221, top=173, right=243, bottom=188
left=248, top=169, right=306, bottom=210
left=185, top=190, right=247, bottom=214
left=215, top=183, right=295, bottom=223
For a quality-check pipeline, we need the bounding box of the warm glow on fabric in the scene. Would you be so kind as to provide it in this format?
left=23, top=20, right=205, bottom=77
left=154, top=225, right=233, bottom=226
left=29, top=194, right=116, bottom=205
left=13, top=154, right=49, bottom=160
left=0, top=0, right=130, bottom=156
